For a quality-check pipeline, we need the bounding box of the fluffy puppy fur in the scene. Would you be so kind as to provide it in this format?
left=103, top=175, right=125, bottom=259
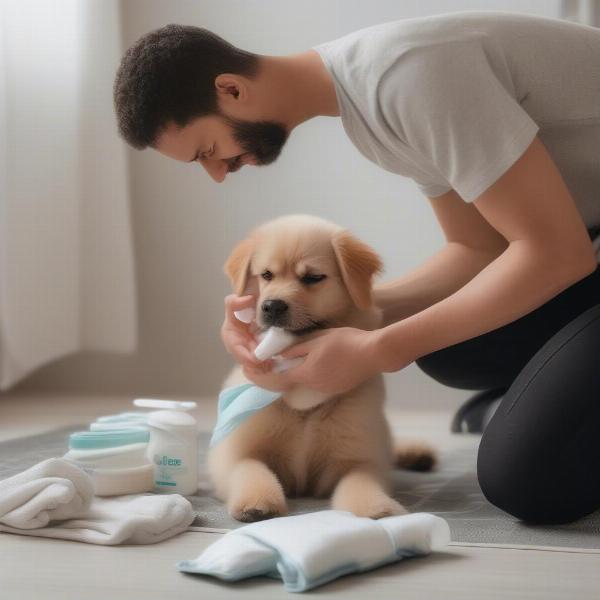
left=209, top=214, right=436, bottom=522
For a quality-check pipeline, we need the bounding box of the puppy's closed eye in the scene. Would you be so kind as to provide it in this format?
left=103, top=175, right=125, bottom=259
left=261, top=270, right=327, bottom=286
left=301, top=274, right=326, bottom=285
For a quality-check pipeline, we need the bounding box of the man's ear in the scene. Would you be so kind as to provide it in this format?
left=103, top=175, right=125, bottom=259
left=224, top=237, right=255, bottom=296
left=214, top=73, right=248, bottom=103
left=331, top=230, right=384, bottom=310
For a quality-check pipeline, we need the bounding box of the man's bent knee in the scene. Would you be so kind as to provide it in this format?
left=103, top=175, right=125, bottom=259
left=477, top=433, right=593, bottom=524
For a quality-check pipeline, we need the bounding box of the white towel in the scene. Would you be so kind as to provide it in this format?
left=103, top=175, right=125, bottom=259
left=0, top=458, right=94, bottom=528
left=0, top=458, right=195, bottom=545
left=177, top=510, right=450, bottom=592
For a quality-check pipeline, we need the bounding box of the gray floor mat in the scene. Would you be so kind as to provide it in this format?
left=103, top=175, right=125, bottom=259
left=1, top=425, right=599, bottom=549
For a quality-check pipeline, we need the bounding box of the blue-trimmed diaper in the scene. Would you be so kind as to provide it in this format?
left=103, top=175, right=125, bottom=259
left=177, top=510, right=451, bottom=592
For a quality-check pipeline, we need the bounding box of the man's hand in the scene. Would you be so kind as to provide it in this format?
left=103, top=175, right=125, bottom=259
left=278, top=327, right=391, bottom=395
left=221, top=294, right=273, bottom=369
left=242, top=362, right=296, bottom=392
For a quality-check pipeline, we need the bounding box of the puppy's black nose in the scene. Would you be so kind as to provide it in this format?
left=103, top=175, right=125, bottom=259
left=261, top=299, right=289, bottom=326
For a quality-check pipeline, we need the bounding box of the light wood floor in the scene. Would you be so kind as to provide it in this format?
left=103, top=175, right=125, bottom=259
left=1, top=392, right=599, bottom=600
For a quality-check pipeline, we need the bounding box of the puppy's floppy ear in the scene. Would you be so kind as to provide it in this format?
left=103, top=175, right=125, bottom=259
left=224, top=237, right=255, bottom=296
left=331, top=230, right=384, bottom=310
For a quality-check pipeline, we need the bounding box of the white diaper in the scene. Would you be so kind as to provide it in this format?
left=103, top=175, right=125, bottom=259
left=178, top=510, right=450, bottom=592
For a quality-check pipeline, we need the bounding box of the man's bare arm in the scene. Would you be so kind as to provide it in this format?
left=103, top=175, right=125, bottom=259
left=373, top=136, right=597, bottom=371
left=374, top=188, right=509, bottom=326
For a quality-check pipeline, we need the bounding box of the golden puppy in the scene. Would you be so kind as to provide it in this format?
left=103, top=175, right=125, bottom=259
left=209, top=214, right=436, bottom=522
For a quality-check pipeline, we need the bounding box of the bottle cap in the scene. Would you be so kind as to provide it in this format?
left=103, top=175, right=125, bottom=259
left=133, top=398, right=197, bottom=411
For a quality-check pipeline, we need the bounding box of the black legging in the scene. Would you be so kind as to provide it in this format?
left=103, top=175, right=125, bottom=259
left=415, top=230, right=600, bottom=524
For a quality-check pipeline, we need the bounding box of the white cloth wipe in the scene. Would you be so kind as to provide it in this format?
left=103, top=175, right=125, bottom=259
left=0, top=458, right=195, bottom=545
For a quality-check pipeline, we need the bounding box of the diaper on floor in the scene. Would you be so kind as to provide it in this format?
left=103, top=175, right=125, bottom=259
left=177, top=510, right=451, bottom=592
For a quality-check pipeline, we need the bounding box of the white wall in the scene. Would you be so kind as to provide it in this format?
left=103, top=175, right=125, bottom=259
left=24, top=0, right=561, bottom=410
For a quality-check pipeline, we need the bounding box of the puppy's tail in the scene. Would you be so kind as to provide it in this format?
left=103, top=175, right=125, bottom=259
left=394, top=440, right=438, bottom=472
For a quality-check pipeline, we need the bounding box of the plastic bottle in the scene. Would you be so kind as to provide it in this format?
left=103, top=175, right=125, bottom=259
left=134, top=398, right=199, bottom=495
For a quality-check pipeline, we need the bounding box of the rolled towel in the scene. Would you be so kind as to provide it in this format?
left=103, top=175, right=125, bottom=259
left=0, top=458, right=94, bottom=529
left=177, top=510, right=451, bottom=592
left=0, top=458, right=195, bottom=545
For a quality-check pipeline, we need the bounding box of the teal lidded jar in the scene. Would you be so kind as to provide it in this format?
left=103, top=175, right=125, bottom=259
left=64, top=428, right=153, bottom=495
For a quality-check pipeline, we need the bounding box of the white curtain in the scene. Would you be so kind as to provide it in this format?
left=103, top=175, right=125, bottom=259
left=0, top=0, right=137, bottom=390
left=560, top=0, right=600, bottom=25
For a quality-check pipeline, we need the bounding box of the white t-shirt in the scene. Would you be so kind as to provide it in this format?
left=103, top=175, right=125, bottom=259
left=313, top=11, right=600, bottom=230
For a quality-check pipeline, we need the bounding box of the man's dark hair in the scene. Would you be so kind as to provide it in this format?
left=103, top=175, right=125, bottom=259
left=114, top=24, right=259, bottom=149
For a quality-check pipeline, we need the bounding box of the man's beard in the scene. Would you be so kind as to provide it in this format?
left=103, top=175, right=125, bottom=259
left=225, top=117, right=288, bottom=166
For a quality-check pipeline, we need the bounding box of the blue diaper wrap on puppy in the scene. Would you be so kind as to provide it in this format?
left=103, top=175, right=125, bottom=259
left=210, top=384, right=282, bottom=447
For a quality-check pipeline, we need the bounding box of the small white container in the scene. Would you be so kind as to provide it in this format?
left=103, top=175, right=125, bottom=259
left=140, top=400, right=199, bottom=496
left=63, top=428, right=153, bottom=496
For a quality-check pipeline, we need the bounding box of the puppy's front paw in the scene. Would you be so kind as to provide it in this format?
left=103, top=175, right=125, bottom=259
left=334, top=492, right=408, bottom=519
left=363, top=496, right=409, bottom=519
left=229, top=495, right=288, bottom=522
left=331, top=470, right=409, bottom=519
left=226, top=458, right=289, bottom=522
